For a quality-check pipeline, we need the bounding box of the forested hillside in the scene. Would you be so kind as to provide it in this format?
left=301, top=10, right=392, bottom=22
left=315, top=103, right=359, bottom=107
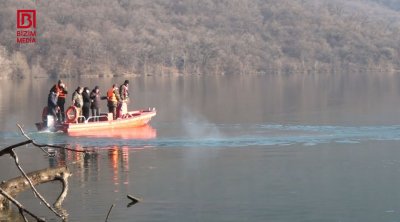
left=0, top=0, right=400, bottom=78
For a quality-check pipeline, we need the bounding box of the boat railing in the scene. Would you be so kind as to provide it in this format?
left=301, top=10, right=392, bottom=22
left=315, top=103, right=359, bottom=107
left=120, top=113, right=134, bottom=119
left=69, top=114, right=108, bottom=124
left=85, top=114, right=109, bottom=123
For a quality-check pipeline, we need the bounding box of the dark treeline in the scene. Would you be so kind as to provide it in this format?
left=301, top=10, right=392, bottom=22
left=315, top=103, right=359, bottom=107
left=1, top=0, right=400, bottom=78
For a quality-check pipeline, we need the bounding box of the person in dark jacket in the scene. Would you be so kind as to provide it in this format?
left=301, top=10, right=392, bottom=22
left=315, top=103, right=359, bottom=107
left=119, top=80, right=129, bottom=101
left=90, top=86, right=101, bottom=121
left=72, top=87, right=83, bottom=108
left=47, top=88, right=59, bottom=124
left=82, top=87, right=91, bottom=120
left=72, top=86, right=83, bottom=122
left=118, top=80, right=129, bottom=117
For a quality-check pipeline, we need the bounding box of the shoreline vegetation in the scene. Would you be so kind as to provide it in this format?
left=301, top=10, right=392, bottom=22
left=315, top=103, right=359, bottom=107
left=2, top=61, right=399, bottom=80
left=1, top=0, right=400, bottom=79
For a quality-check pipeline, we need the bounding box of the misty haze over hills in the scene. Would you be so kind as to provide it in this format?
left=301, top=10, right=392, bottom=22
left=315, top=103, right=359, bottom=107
left=368, top=0, right=400, bottom=10
left=0, top=0, right=400, bottom=78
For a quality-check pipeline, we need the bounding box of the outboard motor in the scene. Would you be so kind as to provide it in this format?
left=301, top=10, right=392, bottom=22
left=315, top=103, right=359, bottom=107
left=47, top=115, right=55, bottom=128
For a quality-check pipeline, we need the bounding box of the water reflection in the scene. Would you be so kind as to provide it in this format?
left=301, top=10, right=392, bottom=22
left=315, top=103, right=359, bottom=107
left=48, top=146, right=86, bottom=168
left=5, top=74, right=400, bottom=221
left=67, top=125, right=157, bottom=139
left=0, top=203, right=69, bottom=222
left=108, top=146, right=130, bottom=192
left=48, top=145, right=137, bottom=192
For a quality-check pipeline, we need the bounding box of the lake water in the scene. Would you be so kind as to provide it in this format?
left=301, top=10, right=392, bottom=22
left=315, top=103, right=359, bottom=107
left=2, top=73, right=400, bottom=221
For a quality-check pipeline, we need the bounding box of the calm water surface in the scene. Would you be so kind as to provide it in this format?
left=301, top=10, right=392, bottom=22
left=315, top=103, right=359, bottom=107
left=2, top=73, right=400, bottom=221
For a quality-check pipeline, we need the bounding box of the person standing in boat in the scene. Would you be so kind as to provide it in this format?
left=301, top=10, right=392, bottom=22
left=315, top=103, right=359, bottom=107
left=90, top=86, right=101, bottom=121
left=55, top=80, right=68, bottom=123
left=47, top=87, right=59, bottom=124
left=119, top=80, right=129, bottom=116
left=107, top=84, right=121, bottom=120
left=120, top=80, right=129, bottom=101
left=72, top=86, right=83, bottom=121
left=82, top=87, right=91, bottom=121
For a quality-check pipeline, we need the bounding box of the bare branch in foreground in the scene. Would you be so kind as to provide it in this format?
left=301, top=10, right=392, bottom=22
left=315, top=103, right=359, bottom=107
left=0, top=140, right=31, bottom=157
left=105, top=204, right=115, bottom=222
left=0, top=124, right=87, bottom=221
left=0, top=188, right=45, bottom=222
left=17, top=124, right=88, bottom=154
left=0, top=165, right=71, bottom=209
left=11, top=149, right=65, bottom=219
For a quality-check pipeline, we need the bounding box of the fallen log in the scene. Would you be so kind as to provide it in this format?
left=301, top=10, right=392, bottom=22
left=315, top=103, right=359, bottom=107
left=0, top=125, right=83, bottom=220
left=0, top=165, right=71, bottom=210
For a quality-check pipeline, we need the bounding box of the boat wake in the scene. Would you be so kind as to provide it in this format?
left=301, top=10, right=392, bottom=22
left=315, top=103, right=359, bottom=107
left=10, top=124, right=400, bottom=148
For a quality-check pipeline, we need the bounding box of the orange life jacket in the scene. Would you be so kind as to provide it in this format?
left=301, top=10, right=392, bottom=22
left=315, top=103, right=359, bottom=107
left=107, top=88, right=117, bottom=102
left=56, top=84, right=66, bottom=98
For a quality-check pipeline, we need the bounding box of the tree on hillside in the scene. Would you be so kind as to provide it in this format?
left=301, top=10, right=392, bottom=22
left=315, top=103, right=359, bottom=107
left=0, top=0, right=399, bottom=78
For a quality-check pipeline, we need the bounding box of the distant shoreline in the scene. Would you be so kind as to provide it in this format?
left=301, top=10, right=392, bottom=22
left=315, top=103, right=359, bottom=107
left=1, top=68, right=400, bottom=81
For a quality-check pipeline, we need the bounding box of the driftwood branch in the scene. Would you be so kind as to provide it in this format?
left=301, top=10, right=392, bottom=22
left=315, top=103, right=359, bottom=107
left=54, top=174, right=70, bottom=207
left=127, top=195, right=140, bottom=207
left=0, top=145, right=65, bottom=220
left=0, top=165, right=71, bottom=210
left=11, top=149, right=65, bottom=219
left=0, top=140, right=31, bottom=157
left=0, top=125, right=88, bottom=221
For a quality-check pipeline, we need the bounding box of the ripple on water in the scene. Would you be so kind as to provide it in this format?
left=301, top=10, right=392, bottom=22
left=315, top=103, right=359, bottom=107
left=2, top=124, right=400, bottom=148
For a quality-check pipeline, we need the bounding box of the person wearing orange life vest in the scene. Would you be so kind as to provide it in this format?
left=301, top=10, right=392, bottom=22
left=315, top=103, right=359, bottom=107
left=54, top=80, right=68, bottom=122
left=107, top=84, right=121, bottom=120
